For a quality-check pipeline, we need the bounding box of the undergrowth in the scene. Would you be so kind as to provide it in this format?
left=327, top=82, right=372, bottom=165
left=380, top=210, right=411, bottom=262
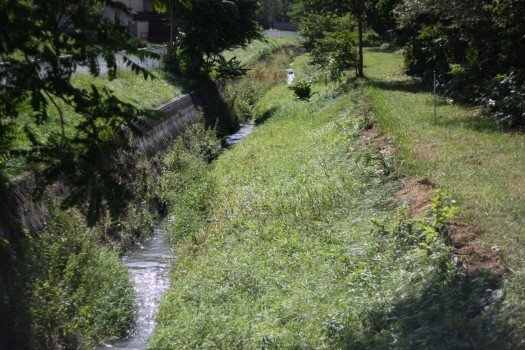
left=225, top=44, right=300, bottom=123
left=150, top=52, right=508, bottom=349
left=364, top=48, right=525, bottom=346
left=1, top=154, right=160, bottom=349
left=25, top=209, right=135, bottom=349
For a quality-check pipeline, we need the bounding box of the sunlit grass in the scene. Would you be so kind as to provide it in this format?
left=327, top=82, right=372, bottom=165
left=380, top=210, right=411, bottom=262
left=151, top=53, right=508, bottom=349
left=71, top=69, right=198, bottom=109
left=223, top=35, right=301, bottom=67
left=4, top=68, right=195, bottom=178
left=364, top=48, right=525, bottom=269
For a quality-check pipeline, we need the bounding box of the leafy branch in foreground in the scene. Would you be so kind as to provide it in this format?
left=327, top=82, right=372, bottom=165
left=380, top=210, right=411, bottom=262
left=0, top=0, right=159, bottom=224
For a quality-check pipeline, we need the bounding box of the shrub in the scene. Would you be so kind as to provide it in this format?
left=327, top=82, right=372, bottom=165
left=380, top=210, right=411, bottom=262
left=482, top=71, right=525, bottom=127
left=289, top=80, right=312, bottom=100
left=363, top=31, right=382, bottom=47
left=28, top=209, right=135, bottom=349
left=226, top=77, right=269, bottom=122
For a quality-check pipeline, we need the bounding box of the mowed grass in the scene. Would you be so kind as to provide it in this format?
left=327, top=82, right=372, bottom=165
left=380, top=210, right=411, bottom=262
left=223, top=34, right=301, bottom=66
left=363, top=48, right=525, bottom=270
left=72, top=69, right=196, bottom=109
left=151, top=54, right=508, bottom=349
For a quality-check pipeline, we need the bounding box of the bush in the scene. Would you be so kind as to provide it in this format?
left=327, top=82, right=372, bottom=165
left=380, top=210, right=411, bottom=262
left=28, top=209, right=135, bottom=349
left=482, top=71, right=525, bottom=127
left=289, top=80, right=312, bottom=100
left=226, top=77, right=270, bottom=122
left=160, top=140, right=216, bottom=245
left=403, top=23, right=460, bottom=83
left=363, top=31, right=382, bottom=47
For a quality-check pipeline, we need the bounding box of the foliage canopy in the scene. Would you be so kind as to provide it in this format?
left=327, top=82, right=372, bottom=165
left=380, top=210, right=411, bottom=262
left=155, top=0, right=262, bottom=77
left=0, top=0, right=158, bottom=223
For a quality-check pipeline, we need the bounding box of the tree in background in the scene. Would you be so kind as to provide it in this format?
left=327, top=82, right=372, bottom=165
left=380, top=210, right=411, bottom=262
left=258, top=0, right=298, bottom=28
left=0, top=0, right=156, bottom=223
left=366, top=0, right=402, bottom=41
left=156, top=0, right=262, bottom=77
left=309, top=13, right=359, bottom=79
left=152, top=0, right=190, bottom=73
left=396, top=0, right=525, bottom=127
left=293, top=0, right=366, bottom=78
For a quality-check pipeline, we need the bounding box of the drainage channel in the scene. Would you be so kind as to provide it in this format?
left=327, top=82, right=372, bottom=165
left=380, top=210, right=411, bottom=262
left=97, top=229, right=171, bottom=350
left=98, top=123, right=255, bottom=349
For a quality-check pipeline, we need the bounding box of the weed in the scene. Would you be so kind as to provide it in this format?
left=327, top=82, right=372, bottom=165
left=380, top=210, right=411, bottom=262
left=27, top=209, right=135, bottom=349
left=364, top=47, right=524, bottom=346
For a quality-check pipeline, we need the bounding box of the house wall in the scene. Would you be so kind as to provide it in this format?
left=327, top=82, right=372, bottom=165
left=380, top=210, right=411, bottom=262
left=137, top=21, right=149, bottom=39
left=102, top=0, right=154, bottom=38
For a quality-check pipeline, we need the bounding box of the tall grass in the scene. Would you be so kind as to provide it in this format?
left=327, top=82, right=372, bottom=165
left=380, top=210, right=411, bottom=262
left=364, top=47, right=525, bottom=346
left=23, top=209, right=136, bottom=349
left=364, top=49, right=525, bottom=265
left=150, top=52, right=508, bottom=349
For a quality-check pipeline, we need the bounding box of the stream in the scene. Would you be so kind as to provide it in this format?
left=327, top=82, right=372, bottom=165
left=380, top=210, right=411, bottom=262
left=97, top=124, right=255, bottom=349
left=97, top=229, right=171, bottom=350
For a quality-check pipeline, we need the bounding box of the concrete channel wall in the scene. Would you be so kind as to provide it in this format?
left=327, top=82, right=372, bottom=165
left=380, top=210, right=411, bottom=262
left=0, top=83, right=220, bottom=239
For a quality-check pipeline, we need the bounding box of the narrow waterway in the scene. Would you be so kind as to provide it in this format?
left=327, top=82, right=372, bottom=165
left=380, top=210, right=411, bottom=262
left=98, top=124, right=254, bottom=349
left=225, top=122, right=255, bottom=147
left=97, top=229, right=171, bottom=350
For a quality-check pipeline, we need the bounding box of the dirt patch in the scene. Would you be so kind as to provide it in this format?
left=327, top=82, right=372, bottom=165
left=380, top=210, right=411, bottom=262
left=448, top=221, right=506, bottom=276
left=396, top=176, right=436, bottom=218
left=357, top=126, right=396, bottom=157
left=414, top=142, right=438, bottom=159
left=359, top=123, right=506, bottom=276
left=395, top=177, right=506, bottom=276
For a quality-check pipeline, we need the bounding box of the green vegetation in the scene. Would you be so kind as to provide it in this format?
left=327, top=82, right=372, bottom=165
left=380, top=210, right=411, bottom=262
left=225, top=40, right=300, bottom=123
left=72, top=70, right=196, bottom=109
left=365, top=48, right=525, bottom=268
left=397, top=0, right=525, bottom=126
left=364, top=48, right=525, bottom=341
left=150, top=52, right=509, bottom=348
left=257, top=0, right=298, bottom=28
left=154, top=0, right=261, bottom=77
left=1, top=154, right=159, bottom=349
left=0, top=0, right=160, bottom=213
left=8, top=70, right=194, bottom=153
left=223, top=35, right=300, bottom=67
left=8, top=209, right=136, bottom=349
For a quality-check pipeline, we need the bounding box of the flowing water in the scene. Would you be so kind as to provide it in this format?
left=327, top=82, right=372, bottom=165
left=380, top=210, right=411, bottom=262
left=98, top=123, right=254, bottom=349
left=97, top=229, right=172, bottom=350
left=225, top=122, right=255, bottom=147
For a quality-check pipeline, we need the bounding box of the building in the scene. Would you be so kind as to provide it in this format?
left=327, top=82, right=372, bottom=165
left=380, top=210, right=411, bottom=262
left=102, top=0, right=169, bottom=42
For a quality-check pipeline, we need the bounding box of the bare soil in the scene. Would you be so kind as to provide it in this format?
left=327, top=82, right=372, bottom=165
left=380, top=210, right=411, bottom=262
left=359, top=126, right=506, bottom=275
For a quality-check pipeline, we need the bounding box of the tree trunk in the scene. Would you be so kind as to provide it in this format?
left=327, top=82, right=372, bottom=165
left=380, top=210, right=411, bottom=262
left=358, top=14, right=364, bottom=78
left=168, top=1, right=174, bottom=45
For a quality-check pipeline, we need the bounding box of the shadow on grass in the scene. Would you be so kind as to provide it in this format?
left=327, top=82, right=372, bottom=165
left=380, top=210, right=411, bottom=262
left=437, top=112, right=505, bottom=133
left=159, top=72, right=205, bottom=95
left=255, top=106, right=279, bottom=125
left=367, top=78, right=429, bottom=94
left=366, top=46, right=403, bottom=54
left=366, top=76, right=522, bottom=134
left=338, top=270, right=506, bottom=349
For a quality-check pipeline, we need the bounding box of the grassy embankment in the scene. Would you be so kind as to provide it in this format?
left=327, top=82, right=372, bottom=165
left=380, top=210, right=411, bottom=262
left=1, top=35, right=299, bottom=350
left=364, top=48, right=525, bottom=338
left=4, top=35, right=297, bottom=178
left=150, top=47, right=512, bottom=348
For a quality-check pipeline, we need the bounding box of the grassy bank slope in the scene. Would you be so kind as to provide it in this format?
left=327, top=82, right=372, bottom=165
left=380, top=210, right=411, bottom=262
left=364, top=49, right=525, bottom=339
left=151, top=54, right=507, bottom=348
left=364, top=48, right=525, bottom=268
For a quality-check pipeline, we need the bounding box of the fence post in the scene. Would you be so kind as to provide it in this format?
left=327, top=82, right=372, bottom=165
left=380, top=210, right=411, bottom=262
left=433, top=70, right=437, bottom=123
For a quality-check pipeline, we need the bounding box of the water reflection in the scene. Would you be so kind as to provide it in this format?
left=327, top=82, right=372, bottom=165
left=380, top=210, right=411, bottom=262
left=97, top=230, right=171, bottom=350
